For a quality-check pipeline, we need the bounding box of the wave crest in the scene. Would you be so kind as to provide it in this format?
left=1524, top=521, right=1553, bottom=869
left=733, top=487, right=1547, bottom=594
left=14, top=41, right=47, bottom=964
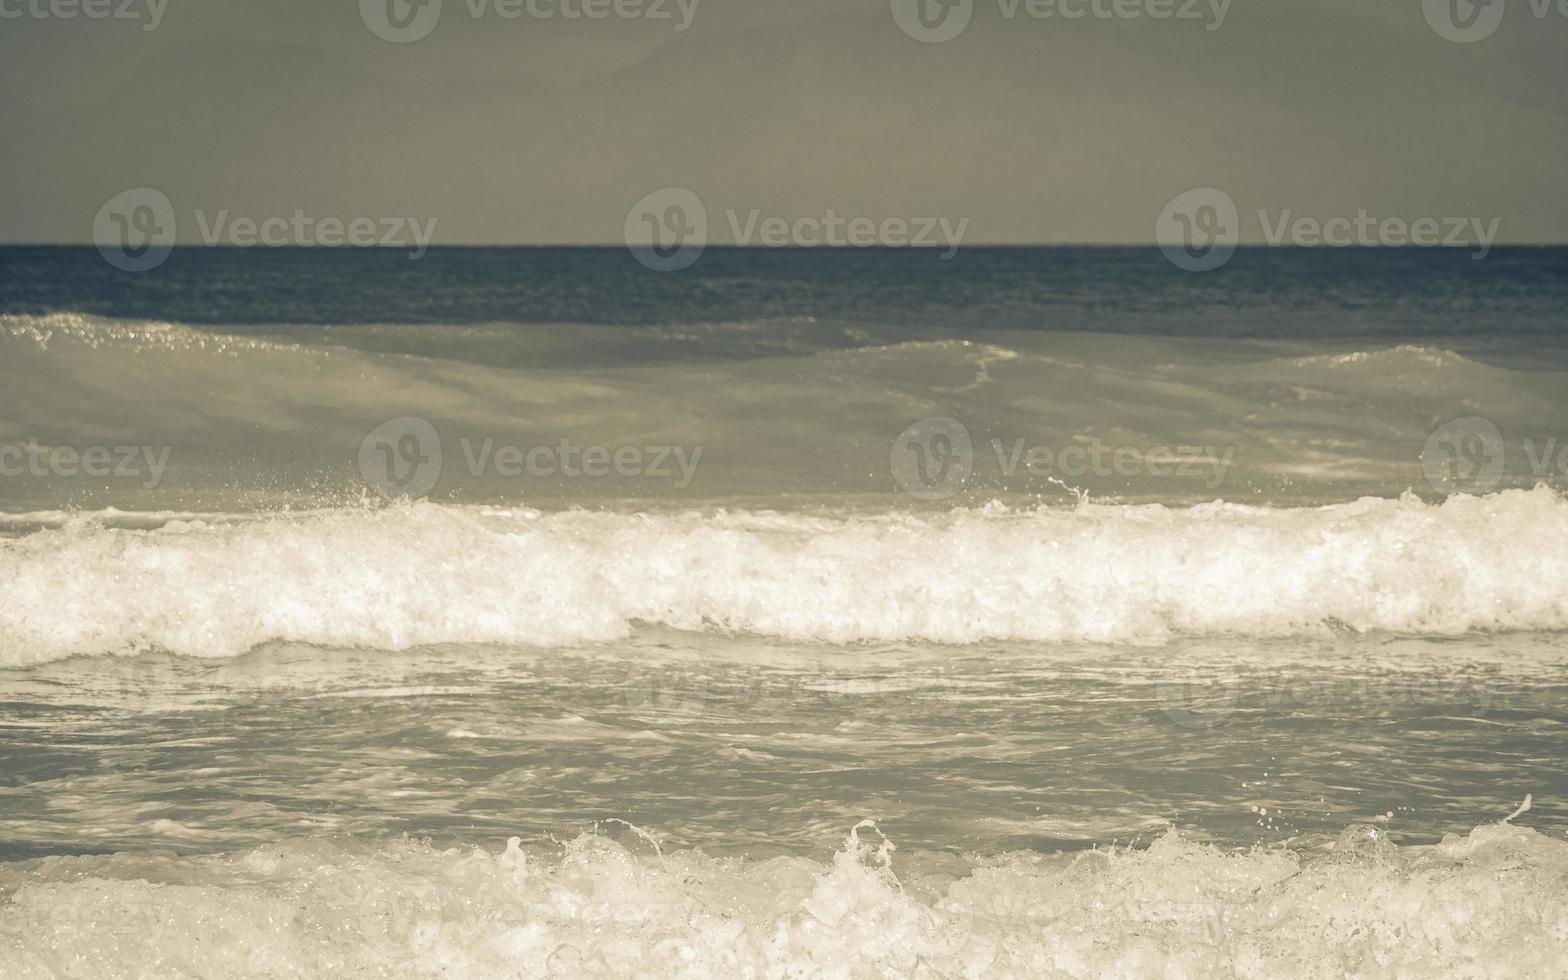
left=4, top=818, right=1566, bottom=978
left=4, top=488, right=1568, bottom=664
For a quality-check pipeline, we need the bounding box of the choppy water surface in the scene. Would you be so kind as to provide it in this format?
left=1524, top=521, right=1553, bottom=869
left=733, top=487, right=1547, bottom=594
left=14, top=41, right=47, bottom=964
left=4, top=248, right=1568, bottom=976
left=3, top=632, right=1564, bottom=860
left=3, top=633, right=1567, bottom=977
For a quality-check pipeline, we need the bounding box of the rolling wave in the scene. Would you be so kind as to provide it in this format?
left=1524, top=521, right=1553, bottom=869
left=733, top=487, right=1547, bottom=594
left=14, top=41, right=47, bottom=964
left=3, top=817, right=1564, bottom=978
left=4, top=488, right=1567, bottom=664
left=5, top=312, right=1568, bottom=510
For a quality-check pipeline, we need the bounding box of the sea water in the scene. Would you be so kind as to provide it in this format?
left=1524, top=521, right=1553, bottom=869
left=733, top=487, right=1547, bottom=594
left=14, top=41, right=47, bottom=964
left=1, top=246, right=1567, bottom=977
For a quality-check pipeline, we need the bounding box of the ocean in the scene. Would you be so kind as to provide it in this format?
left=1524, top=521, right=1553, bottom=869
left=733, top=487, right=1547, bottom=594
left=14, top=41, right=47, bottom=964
left=2, top=245, right=1568, bottom=977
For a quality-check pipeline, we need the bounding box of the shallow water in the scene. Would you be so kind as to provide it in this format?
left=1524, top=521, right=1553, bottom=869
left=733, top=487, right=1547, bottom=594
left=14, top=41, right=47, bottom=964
left=3, top=631, right=1564, bottom=863
left=4, top=631, right=1567, bottom=977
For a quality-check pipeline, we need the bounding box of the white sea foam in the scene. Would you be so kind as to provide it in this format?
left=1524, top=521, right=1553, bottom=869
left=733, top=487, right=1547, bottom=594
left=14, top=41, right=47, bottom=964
left=3, top=488, right=1567, bottom=664
left=2, top=818, right=1565, bottom=978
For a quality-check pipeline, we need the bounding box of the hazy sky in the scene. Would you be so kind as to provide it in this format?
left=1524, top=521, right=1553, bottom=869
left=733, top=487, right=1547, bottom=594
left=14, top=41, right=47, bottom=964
left=2, top=0, right=1564, bottom=245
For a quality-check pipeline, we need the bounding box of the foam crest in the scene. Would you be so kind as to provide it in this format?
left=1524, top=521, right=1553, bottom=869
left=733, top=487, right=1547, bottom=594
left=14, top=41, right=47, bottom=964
left=3, top=819, right=1565, bottom=978
left=3, top=488, right=1568, bottom=664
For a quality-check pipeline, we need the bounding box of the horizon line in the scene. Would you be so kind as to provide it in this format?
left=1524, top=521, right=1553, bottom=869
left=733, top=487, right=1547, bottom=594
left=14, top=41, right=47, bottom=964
left=5, top=242, right=1568, bottom=250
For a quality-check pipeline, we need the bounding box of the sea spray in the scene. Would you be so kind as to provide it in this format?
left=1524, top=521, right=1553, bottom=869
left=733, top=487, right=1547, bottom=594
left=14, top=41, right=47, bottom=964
left=4, top=488, right=1568, bottom=664
left=3, top=818, right=1566, bottom=978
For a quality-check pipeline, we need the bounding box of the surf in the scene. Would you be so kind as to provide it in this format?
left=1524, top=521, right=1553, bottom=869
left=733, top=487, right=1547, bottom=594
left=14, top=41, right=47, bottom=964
left=4, top=488, right=1568, bottom=664
left=3, top=815, right=1564, bottom=979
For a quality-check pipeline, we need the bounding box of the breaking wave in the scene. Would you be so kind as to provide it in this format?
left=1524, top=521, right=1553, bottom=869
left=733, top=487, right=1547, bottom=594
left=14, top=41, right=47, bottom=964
left=4, top=487, right=1568, bottom=664
left=3, top=817, right=1565, bottom=979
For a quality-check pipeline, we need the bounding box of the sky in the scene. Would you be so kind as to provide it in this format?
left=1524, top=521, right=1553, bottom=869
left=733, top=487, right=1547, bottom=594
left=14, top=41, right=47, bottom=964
left=1, top=0, right=1564, bottom=245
